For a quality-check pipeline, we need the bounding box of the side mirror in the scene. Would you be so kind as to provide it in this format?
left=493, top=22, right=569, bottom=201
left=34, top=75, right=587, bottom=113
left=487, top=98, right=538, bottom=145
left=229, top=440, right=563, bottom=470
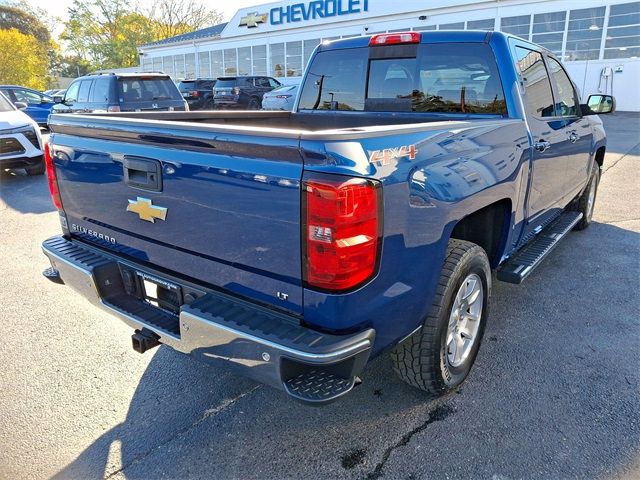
left=581, top=94, right=616, bottom=115
left=53, top=95, right=64, bottom=104
left=14, top=102, right=27, bottom=110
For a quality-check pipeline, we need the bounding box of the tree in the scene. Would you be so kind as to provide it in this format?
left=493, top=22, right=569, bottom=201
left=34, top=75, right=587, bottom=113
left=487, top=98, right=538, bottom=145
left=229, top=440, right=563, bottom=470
left=0, top=4, right=52, bottom=46
left=0, top=28, right=48, bottom=89
left=62, top=0, right=223, bottom=71
left=147, top=0, right=224, bottom=40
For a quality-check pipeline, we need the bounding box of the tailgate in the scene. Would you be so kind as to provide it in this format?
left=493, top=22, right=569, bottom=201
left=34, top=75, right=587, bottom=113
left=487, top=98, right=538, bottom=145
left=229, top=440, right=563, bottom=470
left=49, top=115, right=304, bottom=313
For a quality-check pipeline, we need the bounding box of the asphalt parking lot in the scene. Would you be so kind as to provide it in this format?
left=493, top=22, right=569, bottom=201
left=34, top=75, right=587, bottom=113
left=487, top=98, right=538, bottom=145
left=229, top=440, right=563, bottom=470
left=1, top=113, right=639, bottom=480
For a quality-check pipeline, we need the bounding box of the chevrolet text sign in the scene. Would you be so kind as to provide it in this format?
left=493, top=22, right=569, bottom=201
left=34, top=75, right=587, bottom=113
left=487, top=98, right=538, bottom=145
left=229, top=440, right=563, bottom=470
left=269, top=0, right=369, bottom=25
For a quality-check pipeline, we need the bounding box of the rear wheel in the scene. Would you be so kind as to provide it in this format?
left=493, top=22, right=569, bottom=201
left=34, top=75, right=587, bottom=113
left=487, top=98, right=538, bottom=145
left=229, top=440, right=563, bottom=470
left=572, top=163, right=600, bottom=230
left=26, top=158, right=45, bottom=176
left=247, top=97, right=261, bottom=110
left=391, top=239, right=491, bottom=394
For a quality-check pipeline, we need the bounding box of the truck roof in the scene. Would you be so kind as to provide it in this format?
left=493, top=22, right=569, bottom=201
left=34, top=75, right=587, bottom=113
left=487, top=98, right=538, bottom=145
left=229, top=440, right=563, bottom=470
left=317, top=30, right=555, bottom=60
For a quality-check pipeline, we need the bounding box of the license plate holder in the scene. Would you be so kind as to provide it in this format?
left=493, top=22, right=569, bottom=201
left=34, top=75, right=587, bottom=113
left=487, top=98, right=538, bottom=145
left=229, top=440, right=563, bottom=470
left=137, top=271, right=182, bottom=314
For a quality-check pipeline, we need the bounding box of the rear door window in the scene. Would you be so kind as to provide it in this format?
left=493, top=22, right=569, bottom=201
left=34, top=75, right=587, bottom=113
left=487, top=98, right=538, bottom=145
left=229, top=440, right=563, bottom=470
left=298, top=43, right=506, bottom=114
left=77, top=80, right=94, bottom=103
left=514, top=47, right=555, bottom=118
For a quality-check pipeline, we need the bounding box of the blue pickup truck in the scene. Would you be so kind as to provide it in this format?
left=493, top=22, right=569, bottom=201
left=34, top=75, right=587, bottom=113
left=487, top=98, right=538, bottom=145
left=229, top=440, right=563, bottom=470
left=42, top=31, right=614, bottom=404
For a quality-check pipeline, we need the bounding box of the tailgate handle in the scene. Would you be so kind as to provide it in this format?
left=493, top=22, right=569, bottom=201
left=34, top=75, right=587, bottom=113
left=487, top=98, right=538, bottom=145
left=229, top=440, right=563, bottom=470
left=123, top=157, right=162, bottom=192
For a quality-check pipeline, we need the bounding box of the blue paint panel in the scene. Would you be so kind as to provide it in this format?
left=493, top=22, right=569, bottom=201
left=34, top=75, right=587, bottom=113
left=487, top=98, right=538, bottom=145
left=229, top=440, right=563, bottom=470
left=52, top=130, right=304, bottom=314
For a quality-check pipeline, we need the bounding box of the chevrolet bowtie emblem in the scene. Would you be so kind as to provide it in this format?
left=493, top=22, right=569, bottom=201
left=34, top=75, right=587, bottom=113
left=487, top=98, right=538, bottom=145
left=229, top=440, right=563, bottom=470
left=239, top=12, right=268, bottom=28
left=126, top=197, right=167, bottom=223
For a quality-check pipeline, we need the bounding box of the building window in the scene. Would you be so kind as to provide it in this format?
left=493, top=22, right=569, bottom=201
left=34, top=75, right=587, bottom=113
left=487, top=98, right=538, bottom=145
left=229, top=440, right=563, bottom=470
left=566, top=7, right=606, bottom=61
left=175, top=55, right=185, bottom=79
left=532, top=11, right=566, bottom=56
left=414, top=25, right=436, bottom=31
left=198, top=51, right=210, bottom=78
left=211, top=51, right=223, bottom=77
left=604, top=2, right=640, bottom=59
left=286, top=41, right=303, bottom=77
left=467, top=19, right=495, bottom=31
left=271, top=43, right=285, bottom=77
left=501, top=15, right=531, bottom=39
left=185, top=53, right=195, bottom=79
left=162, top=56, right=174, bottom=77
left=388, top=28, right=411, bottom=32
left=152, top=57, right=162, bottom=73
left=439, top=22, right=465, bottom=30
left=252, top=45, right=267, bottom=75
left=303, top=39, right=320, bottom=68
left=238, top=47, right=251, bottom=75
left=223, top=49, right=237, bottom=75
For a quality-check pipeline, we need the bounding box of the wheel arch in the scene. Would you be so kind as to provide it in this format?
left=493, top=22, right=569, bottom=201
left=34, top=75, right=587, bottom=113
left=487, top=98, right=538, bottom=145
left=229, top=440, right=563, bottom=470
left=450, top=198, right=513, bottom=268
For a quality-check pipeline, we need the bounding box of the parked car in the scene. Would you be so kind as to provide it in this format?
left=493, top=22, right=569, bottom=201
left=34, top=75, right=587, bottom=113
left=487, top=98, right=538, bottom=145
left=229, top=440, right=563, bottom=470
left=178, top=78, right=216, bottom=110
left=52, top=73, right=188, bottom=114
left=213, top=76, right=281, bottom=109
left=0, top=91, right=44, bottom=175
left=0, top=85, right=54, bottom=127
left=261, top=84, right=299, bottom=111
left=44, top=89, right=65, bottom=96
left=43, top=31, right=614, bottom=404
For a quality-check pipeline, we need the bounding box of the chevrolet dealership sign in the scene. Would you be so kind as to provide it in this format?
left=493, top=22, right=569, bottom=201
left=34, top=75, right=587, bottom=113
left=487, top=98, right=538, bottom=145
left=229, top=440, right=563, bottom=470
left=240, top=0, right=369, bottom=27
left=225, top=0, right=481, bottom=37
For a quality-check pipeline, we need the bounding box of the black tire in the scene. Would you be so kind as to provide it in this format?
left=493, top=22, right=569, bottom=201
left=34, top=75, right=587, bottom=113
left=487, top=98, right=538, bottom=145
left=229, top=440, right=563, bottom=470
left=203, top=99, right=215, bottom=111
left=572, top=163, right=600, bottom=230
left=26, top=159, right=45, bottom=176
left=391, top=239, right=491, bottom=394
left=247, top=97, right=261, bottom=110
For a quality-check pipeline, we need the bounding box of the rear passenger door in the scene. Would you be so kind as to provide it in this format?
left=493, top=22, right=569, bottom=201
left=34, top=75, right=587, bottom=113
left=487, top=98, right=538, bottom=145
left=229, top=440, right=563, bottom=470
left=513, top=45, right=569, bottom=235
left=546, top=56, right=593, bottom=200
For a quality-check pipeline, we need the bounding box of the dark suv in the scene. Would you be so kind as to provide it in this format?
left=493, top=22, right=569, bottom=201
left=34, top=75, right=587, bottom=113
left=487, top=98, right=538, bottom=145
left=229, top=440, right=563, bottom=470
left=213, top=76, right=281, bottom=109
left=178, top=78, right=216, bottom=110
left=52, top=73, right=188, bottom=114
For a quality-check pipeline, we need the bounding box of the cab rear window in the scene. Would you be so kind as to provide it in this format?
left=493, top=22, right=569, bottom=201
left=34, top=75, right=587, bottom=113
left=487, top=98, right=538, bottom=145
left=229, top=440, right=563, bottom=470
left=118, top=77, right=182, bottom=103
left=298, top=42, right=507, bottom=115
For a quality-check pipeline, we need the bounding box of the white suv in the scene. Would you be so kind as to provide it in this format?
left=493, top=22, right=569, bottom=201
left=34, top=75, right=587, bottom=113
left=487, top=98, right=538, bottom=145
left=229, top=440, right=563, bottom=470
left=0, top=91, right=44, bottom=175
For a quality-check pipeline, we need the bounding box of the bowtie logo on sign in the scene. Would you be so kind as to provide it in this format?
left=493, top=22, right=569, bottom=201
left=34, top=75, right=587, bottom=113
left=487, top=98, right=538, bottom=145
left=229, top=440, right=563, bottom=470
left=239, top=12, right=268, bottom=28
left=238, top=0, right=369, bottom=28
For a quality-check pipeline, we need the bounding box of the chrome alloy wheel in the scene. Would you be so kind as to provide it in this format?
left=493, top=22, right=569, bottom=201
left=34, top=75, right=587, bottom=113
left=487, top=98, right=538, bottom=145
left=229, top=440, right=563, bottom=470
left=446, top=273, right=484, bottom=368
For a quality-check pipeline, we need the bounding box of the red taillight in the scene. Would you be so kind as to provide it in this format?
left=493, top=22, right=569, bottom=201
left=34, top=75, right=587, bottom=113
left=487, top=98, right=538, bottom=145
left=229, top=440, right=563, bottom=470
left=191, top=91, right=200, bottom=97
left=369, top=32, right=421, bottom=46
left=303, top=175, right=382, bottom=292
left=44, top=142, right=62, bottom=210
left=107, top=105, right=121, bottom=112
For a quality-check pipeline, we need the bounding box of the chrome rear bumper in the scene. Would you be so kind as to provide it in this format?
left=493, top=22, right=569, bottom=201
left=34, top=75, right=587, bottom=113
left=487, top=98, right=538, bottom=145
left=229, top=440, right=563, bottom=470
left=42, top=236, right=374, bottom=403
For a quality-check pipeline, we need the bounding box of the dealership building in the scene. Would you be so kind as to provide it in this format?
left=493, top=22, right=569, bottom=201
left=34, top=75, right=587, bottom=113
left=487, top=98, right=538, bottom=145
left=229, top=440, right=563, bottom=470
left=138, top=0, right=640, bottom=111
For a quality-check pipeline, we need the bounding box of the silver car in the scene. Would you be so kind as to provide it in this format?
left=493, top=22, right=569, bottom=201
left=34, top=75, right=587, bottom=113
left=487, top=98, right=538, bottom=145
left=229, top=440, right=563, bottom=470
left=261, top=85, right=299, bottom=111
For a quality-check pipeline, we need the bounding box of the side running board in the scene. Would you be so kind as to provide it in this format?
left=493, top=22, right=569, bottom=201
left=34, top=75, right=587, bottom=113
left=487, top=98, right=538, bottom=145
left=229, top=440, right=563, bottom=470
left=497, top=211, right=583, bottom=284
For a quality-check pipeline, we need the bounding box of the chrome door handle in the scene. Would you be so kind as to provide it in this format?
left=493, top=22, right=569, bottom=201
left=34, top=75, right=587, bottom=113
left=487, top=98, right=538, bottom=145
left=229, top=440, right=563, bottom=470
left=534, top=140, right=551, bottom=152
left=569, top=132, right=579, bottom=143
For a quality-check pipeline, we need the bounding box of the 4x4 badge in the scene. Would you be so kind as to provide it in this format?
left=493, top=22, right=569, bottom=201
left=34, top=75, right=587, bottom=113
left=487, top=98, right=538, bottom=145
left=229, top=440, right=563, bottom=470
left=126, top=197, right=167, bottom=223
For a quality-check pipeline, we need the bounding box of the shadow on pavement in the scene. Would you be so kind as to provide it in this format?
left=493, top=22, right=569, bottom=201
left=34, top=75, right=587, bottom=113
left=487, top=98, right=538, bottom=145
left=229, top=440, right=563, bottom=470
left=51, top=220, right=639, bottom=479
left=0, top=170, right=56, bottom=214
